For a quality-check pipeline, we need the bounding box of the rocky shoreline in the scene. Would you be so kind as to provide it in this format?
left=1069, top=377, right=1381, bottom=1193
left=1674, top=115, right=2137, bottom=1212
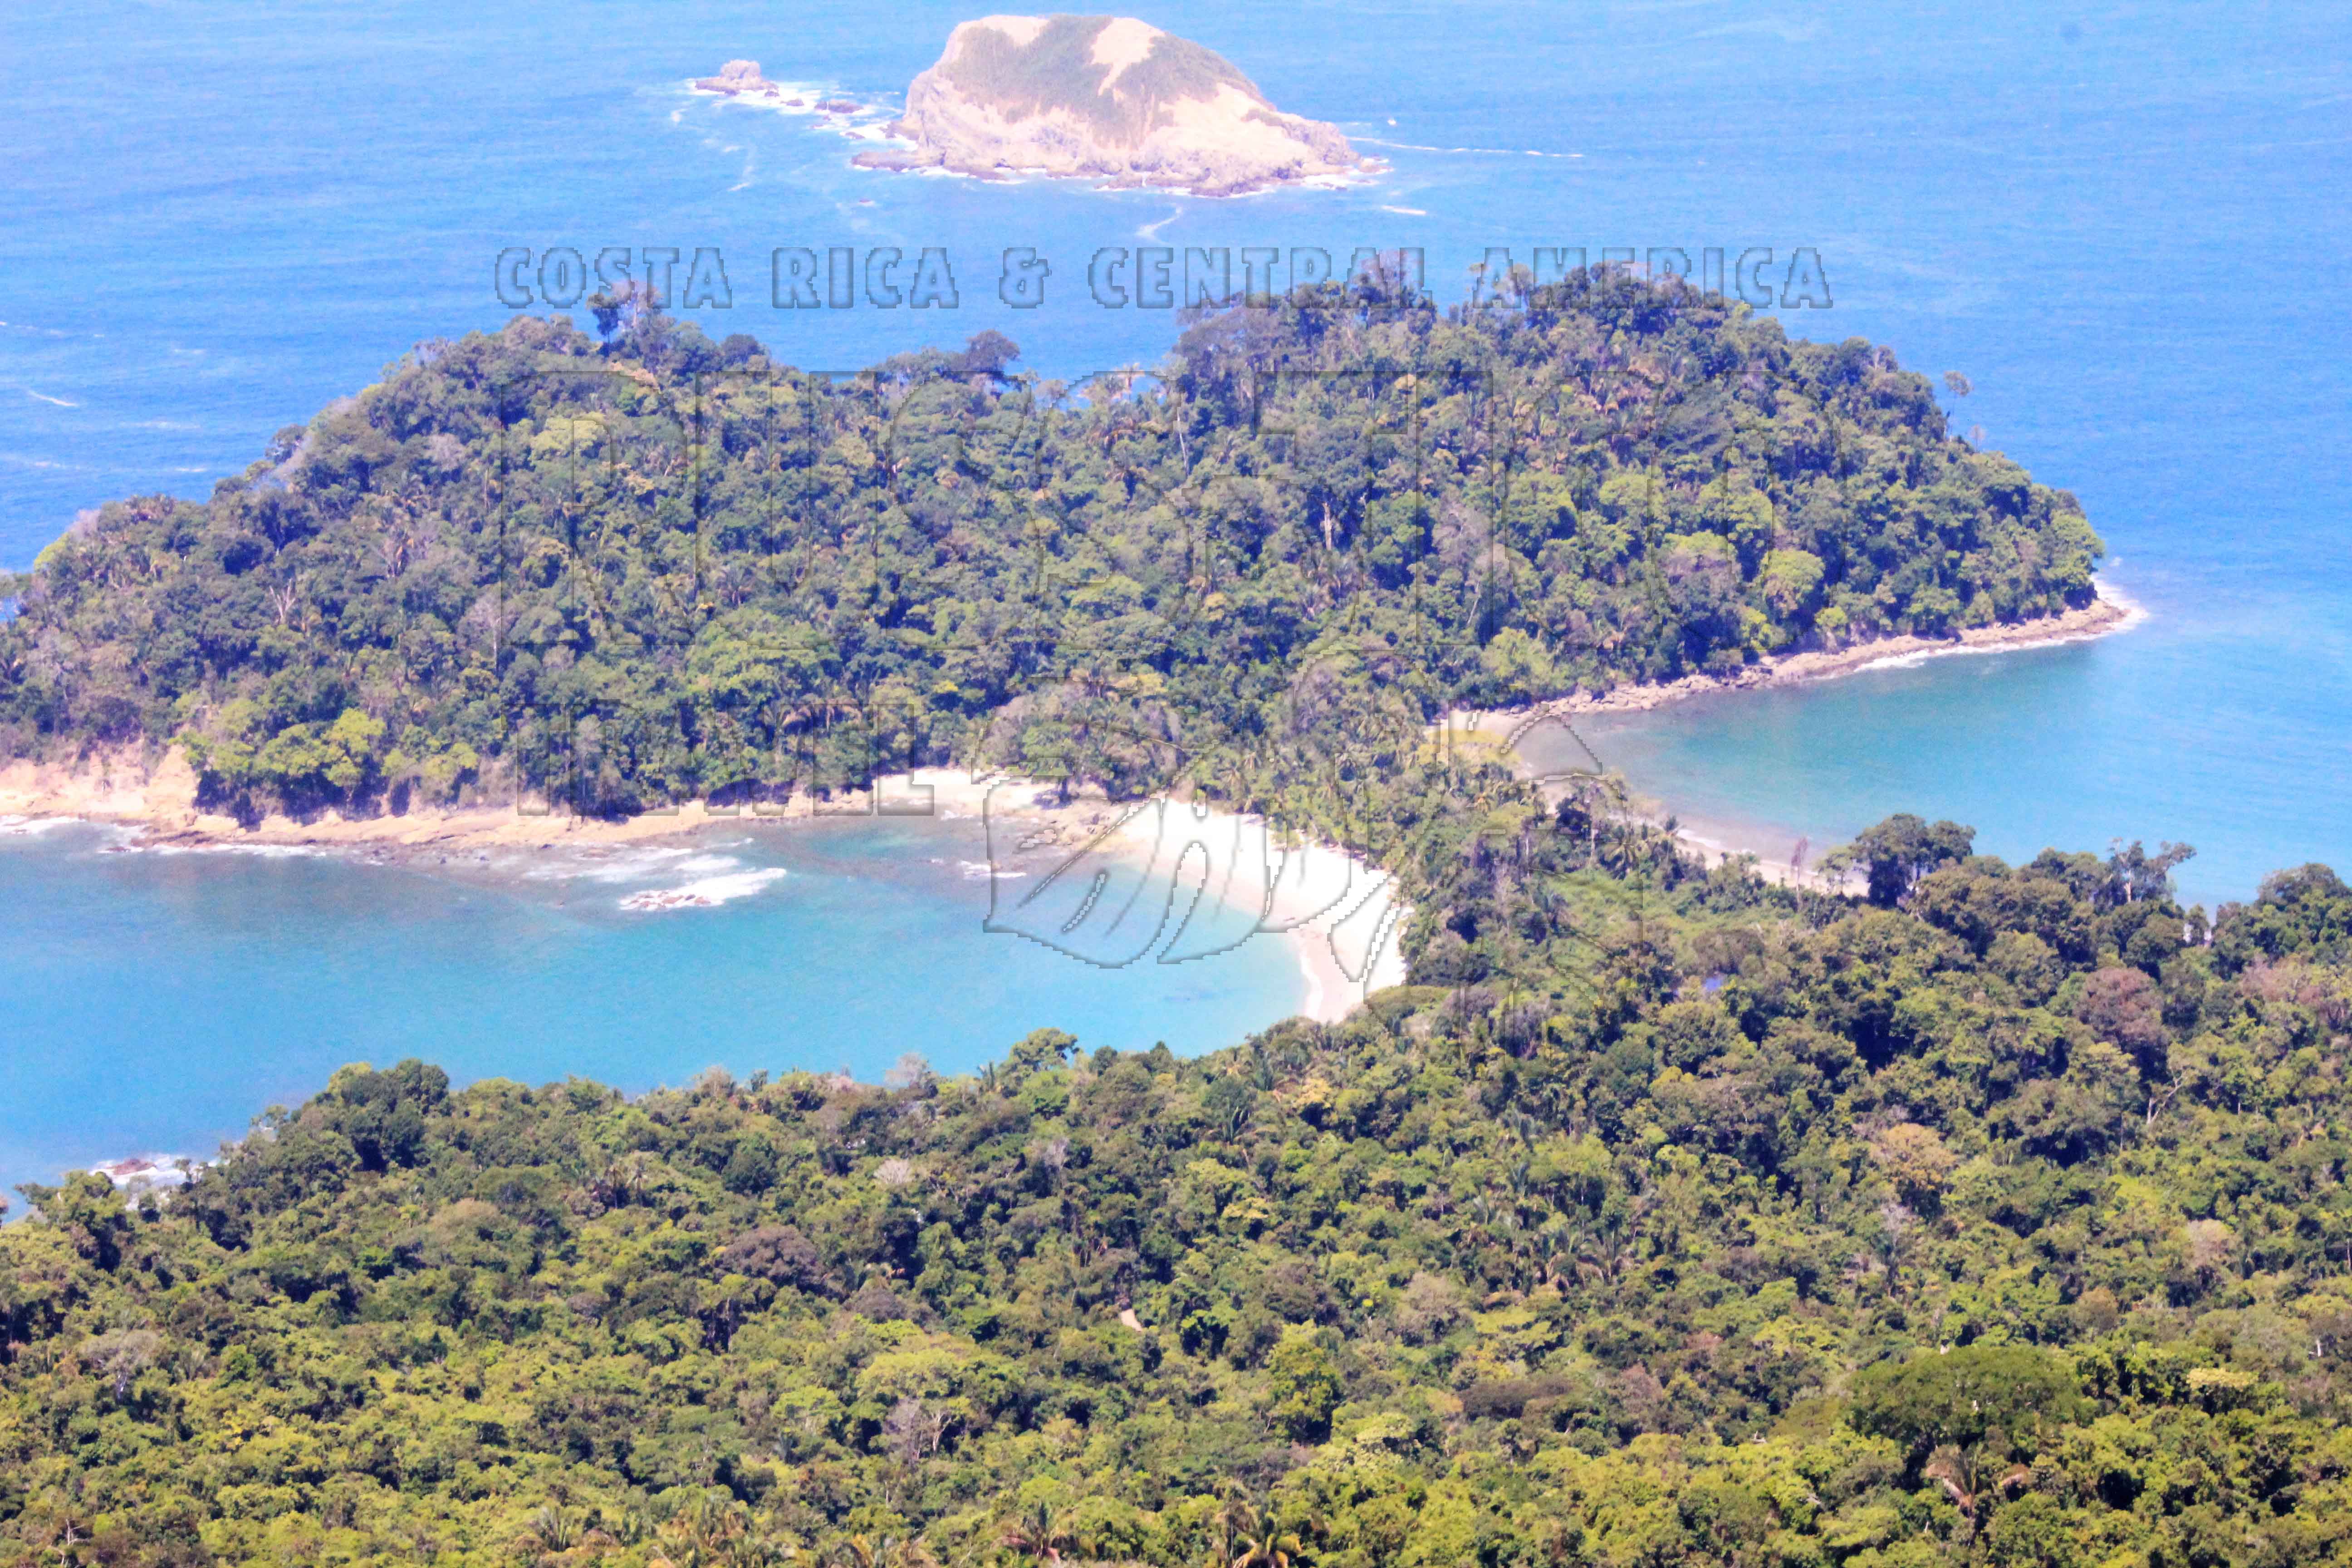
left=2, top=592, right=2134, bottom=1015
left=1466, top=586, right=2138, bottom=730
left=691, top=59, right=867, bottom=118
left=1453, top=585, right=2143, bottom=892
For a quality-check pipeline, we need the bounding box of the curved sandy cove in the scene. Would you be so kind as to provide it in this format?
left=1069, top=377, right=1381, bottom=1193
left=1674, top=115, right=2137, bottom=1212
left=0, top=755, right=1406, bottom=1026
left=1453, top=583, right=2144, bottom=892
left=0, top=593, right=2137, bottom=1019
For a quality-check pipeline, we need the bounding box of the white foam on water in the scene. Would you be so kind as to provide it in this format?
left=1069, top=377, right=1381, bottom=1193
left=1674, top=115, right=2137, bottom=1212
left=619, top=867, right=786, bottom=911
left=687, top=78, right=863, bottom=120
left=0, top=815, right=83, bottom=836
left=670, top=852, right=754, bottom=877
left=524, top=844, right=697, bottom=884
left=90, top=1155, right=201, bottom=1191
left=146, top=841, right=323, bottom=858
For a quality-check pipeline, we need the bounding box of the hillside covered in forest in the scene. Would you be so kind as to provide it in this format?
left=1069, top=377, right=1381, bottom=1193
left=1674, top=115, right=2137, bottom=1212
left=1, top=274, right=2193, bottom=1568
left=0, top=271, right=2102, bottom=830
left=8, top=791, right=2352, bottom=1567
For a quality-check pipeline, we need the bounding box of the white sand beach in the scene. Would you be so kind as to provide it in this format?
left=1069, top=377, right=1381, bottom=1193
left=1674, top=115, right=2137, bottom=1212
left=0, top=751, right=1409, bottom=1026
left=903, top=769, right=1411, bottom=1025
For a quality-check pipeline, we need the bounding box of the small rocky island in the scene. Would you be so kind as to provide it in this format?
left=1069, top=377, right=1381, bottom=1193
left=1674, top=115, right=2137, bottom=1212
left=694, top=59, right=776, bottom=95
left=849, top=15, right=1379, bottom=196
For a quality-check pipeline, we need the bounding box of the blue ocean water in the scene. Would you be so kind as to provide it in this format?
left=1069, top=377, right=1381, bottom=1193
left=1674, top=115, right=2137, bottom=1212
left=0, top=816, right=1303, bottom=1200
left=2, top=0, right=2349, bottom=1179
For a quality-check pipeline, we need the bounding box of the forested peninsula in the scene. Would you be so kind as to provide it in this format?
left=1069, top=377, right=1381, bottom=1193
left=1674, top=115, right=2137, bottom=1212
left=0, top=270, right=2105, bottom=837
left=5, top=274, right=2267, bottom=1568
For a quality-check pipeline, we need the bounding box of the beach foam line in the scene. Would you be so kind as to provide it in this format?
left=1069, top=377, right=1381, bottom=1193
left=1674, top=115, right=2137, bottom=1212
left=0, top=814, right=84, bottom=836
left=90, top=1155, right=201, bottom=1192
left=524, top=844, right=699, bottom=883
left=1355, top=137, right=1583, bottom=159
left=146, top=841, right=324, bottom=858
left=2096, top=577, right=2151, bottom=630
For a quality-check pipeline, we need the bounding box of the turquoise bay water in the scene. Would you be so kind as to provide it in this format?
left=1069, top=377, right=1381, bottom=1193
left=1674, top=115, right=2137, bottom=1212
left=0, top=818, right=1302, bottom=1200
left=1520, top=601, right=2352, bottom=911
left=2, top=0, right=2350, bottom=1179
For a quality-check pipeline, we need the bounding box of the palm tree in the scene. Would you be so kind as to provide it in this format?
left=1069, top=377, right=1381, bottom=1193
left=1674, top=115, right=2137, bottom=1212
left=999, top=1502, right=1073, bottom=1567
left=1504, top=1156, right=1547, bottom=1222
left=1200, top=1498, right=1305, bottom=1568
left=1464, top=1191, right=1516, bottom=1251
left=1549, top=768, right=1631, bottom=863
left=1576, top=1213, right=1639, bottom=1285
left=835, top=1534, right=935, bottom=1568
left=591, top=1150, right=651, bottom=1208
left=1237, top=1527, right=1305, bottom=1568
left=1922, top=1447, right=2032, bottom=1544
left=516, top=1504, right=619, bottom=1566
left=516, top=1505, right=579, bottom=1559
left=1199, top=1497, right=1255, bottom=1568
left=649, top=1494, right=750, bottom=1568
left=1528, top=1219, right=1579, bottom=1292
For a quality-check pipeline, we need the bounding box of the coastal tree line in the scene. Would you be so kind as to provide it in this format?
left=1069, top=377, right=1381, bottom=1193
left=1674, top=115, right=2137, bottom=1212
left=0, top=271, right=2101, bottom=832
left=0, top=274, right=2207, bottom=1568
left=8, top=793, right=2352, bottom=1567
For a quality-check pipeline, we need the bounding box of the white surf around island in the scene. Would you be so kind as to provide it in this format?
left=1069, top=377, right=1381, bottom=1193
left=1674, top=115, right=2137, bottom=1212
left=85, top=1155, right=203, bottom=1195
left=689, top=15, right=1387, bottom=200
left=0, top=813, right=84, bottom=836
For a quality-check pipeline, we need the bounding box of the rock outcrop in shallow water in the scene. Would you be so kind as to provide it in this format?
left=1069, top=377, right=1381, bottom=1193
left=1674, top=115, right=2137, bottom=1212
left=852, top=14, right=1378, bottom=196
left=694, top=59, right=776, bottom=96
